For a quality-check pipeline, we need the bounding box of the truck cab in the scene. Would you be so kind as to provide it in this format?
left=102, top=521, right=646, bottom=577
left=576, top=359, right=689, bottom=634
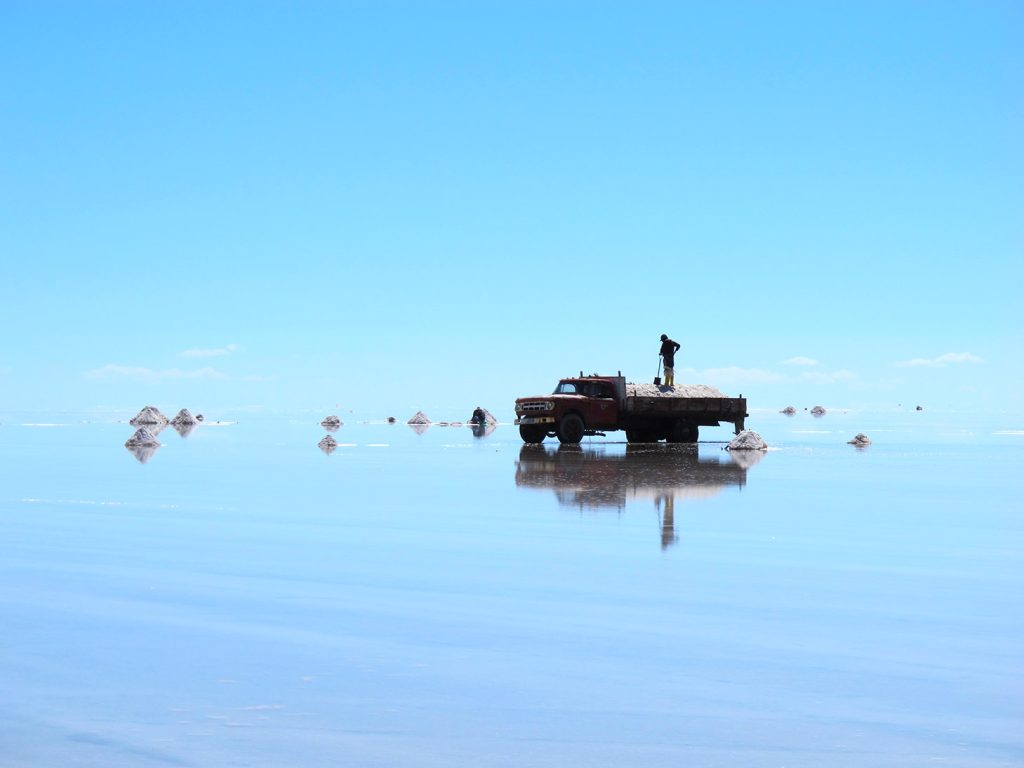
left=515, top=374, right=626, bottom=444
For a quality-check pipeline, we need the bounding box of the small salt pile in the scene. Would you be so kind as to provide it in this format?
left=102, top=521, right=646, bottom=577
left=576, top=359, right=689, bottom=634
left=125, top=427, right=160, bottom=448
left=848, top=433, right=871, bottom=447
left=727, top=430, right=768, bottom=451
left=407, top=411, right=431, bottom=425
left=916, top=405, right=923, bottom=411
left=387, top=416, right=397, bottom=424
left=318, top=435, right=338, bottom=454
left=780, top=406, right=796, bottom=415
left=321, top=415, right=342, bottom=431
left=170, top=408, right=197, bottom=426
left=130, top=406, right=169, bottom=426
left=810, top=405, right=826, bottom=416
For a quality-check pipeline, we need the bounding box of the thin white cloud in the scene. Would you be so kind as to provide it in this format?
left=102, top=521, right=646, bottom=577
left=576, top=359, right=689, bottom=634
left=893, top=352, right=983, bottom=368
left=782, top=356, right=819, bottom=367
left=181, top=344, right=242, bottom=358
left=801, top=369, right=857, bottom=385
left=85, top=365, right=228, bottom=383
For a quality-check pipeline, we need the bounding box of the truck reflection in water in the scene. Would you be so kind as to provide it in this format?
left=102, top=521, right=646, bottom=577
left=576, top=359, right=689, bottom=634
left=515, top=444, right=763, bottom=548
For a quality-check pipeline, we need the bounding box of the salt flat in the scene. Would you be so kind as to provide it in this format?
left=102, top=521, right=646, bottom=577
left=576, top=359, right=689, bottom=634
left=0, top=410, right=1021, bottom=767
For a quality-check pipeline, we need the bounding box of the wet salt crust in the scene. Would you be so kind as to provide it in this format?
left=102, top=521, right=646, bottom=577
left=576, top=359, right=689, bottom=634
left=1, top=412, right=1021, bottom=768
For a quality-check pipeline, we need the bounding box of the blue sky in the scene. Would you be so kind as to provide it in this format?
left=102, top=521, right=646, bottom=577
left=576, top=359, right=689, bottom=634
left=2, top=1, right=1021, bottom=418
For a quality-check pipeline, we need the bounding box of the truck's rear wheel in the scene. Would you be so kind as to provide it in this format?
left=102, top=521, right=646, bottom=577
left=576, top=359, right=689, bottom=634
left=667, top=421, right=698, bottom=444
left=519, top=424, right=546, bottom=443
left=556, top=414, right=585, bottom=444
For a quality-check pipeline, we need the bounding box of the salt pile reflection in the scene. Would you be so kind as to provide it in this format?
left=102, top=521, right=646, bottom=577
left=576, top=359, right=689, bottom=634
left=516, top=443, right=762, bottom=548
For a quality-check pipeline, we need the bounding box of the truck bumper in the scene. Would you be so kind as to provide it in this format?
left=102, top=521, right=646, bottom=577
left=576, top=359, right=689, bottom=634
left=515, top=416, right=556, bottom=426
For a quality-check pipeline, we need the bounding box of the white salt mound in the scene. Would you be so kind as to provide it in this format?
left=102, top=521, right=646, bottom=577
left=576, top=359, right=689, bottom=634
left=321, top=415, right=342, bottom=429
left=781, top=406, right=796, bottom=415
left=848, top=433, right=871, bottom=446
left=811, top=405, right=827, bottom=416
left=170, top=408, right=197, bottom=426
left=408, top=411, right=432, bottom=425
left=130, top=406, right=169, bottom=426
left=125, top=427, right=160, bottom=448
left=627, top=383, right=726, bottom=398
left=727, top=430, right=768, bottom=451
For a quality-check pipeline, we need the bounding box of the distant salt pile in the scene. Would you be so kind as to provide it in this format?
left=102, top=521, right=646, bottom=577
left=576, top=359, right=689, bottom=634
left=727, top=430, right=768, bottom=451
left=408, top=411, right=431, bottom=425
left=387, top=416, right=397, bottom=424
left=321, top=415, right=342, bottom=431
left=628, top=383, right=726, bottom=398
left=318, top=435, right=338, bottom=454
left=130, top=406, right=168, bottom=426
left=848, top=433, right=871, bottom=447
left=125, top=427, right=160, bottom=448
left=780, top=406, right=796, bottom=415
left=916, top=405, right=923, bottom=411
left=810, top=405, right=827, bottom=416
left=170, top=408, right=198, bottom=426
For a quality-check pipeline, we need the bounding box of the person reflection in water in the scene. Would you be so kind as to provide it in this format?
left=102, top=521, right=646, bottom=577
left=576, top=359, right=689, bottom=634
left=656, top=494, right=678, bottom=549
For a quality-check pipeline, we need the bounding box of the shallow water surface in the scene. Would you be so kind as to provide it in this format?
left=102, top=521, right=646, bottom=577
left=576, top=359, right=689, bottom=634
left=1, top=412, right=1021, bottom=766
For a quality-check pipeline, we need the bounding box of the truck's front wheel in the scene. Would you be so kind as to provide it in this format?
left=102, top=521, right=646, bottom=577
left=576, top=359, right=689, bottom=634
left=556, top=414, right=585, bottom=444
left=519, top=424, right=546, bottom=443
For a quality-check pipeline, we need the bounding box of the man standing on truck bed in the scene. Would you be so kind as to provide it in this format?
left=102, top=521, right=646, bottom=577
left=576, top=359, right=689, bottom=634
left=659, top=333, right=681, bottom=387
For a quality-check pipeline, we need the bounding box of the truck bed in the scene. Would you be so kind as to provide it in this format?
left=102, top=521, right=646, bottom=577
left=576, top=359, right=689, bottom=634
left=624, top=383, right=746, bottom=425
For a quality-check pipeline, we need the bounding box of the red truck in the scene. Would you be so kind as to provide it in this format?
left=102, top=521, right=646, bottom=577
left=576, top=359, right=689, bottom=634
left=514, top=372, right=748, bottom=444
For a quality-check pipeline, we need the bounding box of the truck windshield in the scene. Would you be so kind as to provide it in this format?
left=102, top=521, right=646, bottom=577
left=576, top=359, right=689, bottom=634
left=554, top=382, right=579, bottom=394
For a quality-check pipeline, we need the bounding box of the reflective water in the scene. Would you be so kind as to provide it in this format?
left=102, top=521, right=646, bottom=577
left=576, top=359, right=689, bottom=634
left=1, top=412, right=1021, bottom=766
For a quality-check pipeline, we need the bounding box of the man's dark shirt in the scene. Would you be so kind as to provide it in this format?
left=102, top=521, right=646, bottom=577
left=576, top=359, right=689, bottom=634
left=660, top=338, right=680, bottom=367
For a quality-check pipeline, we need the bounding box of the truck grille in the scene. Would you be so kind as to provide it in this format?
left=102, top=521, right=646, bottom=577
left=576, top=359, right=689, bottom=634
left=520, top=401, right=551, bottom=412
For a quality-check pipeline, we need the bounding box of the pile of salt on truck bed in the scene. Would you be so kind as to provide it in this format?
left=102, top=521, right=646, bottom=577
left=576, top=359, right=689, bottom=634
left=514, top=373, right=747, bottom=444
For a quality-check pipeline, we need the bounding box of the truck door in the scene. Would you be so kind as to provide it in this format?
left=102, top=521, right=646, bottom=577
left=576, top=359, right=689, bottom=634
left=581, top=382, right=617, bottom=429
